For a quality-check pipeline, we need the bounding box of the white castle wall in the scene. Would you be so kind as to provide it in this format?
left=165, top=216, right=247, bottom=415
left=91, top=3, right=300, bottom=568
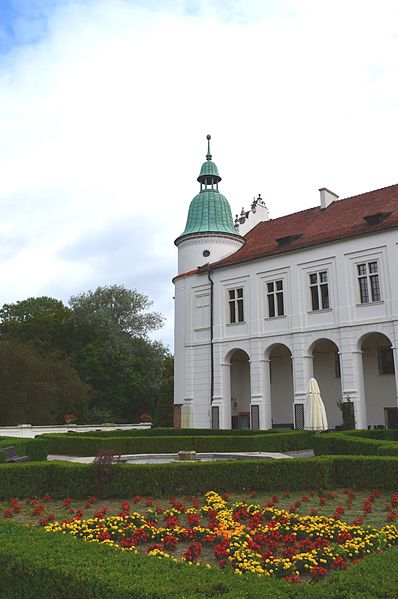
left=174, top=226, right=398, bottom=429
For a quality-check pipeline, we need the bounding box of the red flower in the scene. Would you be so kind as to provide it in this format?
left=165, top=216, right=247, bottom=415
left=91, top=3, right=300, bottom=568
left=163, top=535, right=178, bottom=550
left=363, top=500, right=372, bottom=514
left=32, top=504, right=45, bottom=516
left=309, top=566, right=327, bottom=579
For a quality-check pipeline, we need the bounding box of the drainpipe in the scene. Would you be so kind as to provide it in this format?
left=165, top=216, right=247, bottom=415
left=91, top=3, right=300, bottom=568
left=207, top=269, right=214, bottom=406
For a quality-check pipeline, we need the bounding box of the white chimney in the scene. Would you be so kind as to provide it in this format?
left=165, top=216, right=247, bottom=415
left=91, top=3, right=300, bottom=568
left=319, top=187, right=339, bottom=210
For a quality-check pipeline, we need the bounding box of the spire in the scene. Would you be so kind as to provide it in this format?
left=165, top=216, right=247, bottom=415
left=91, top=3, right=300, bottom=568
left=206, top=134, right=212, bottom=160
left=175, top=135, right=241, bottom=242
left=198, top=134, right=221, bottom=183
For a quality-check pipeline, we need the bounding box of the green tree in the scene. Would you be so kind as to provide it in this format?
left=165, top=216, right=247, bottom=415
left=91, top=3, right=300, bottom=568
left=153, top=355, right=174, bottom=427
left=0, top=296, right=71, bottom=352
left=0, top=339, right=88, bottom=425
left=0, top=286, right=167, bottom=425
left=69, top=285, right=164, bottom=340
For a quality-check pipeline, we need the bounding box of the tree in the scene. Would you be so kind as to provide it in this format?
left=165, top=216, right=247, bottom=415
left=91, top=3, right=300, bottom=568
left=0, top=296, right=71, bottom=353
left=69, top=285, right=164, bottom=340
left=153, top=355, right=174, bottom=427
left=0, top=286, right=167, bottom=425
left=0, top=339, right=88, bottom=425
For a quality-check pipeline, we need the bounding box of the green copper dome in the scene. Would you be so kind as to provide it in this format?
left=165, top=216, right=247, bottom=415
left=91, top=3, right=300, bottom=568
left=180, top=190, right=237, bottom=236
left=176, top=135, right=241, bottom=243
left=198, top=159, right=220, bottom=181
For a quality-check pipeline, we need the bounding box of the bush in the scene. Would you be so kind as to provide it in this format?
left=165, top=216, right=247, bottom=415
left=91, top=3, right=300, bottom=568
left=40, top=431, right=314, bottom=456
left=1, top=520, right=398, bottom=598
left=312, top=433, right=387, bottom=456
left=2, top=456, right=398, bottom=498
left=0, top=438, right=48, bottom=462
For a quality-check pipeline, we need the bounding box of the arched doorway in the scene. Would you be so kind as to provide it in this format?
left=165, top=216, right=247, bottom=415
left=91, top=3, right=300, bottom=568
left=230, top=349, right=251, bottom=429
left=269, top=344, right=294, bottom=427
left=360, top=332, right=397, bottom=427
left=311, top=339, right=342, bottom=429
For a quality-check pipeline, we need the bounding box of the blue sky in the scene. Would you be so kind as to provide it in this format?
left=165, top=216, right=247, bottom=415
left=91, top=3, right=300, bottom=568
left=0, top=0, right=398, bottom=349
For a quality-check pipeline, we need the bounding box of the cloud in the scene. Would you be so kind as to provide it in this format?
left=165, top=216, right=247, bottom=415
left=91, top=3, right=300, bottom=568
left=0, top=0, right=398, bottom=350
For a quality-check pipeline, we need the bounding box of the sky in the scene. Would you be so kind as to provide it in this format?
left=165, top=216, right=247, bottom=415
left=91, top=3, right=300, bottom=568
left=1, top=0, right=398, bottom=350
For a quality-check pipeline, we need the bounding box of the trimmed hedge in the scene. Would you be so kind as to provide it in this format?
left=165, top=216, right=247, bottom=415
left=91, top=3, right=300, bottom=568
left=56, top=428, right=286, bottom=437
left=1, top=456, right=398, bottom=498
left=41, top=431, right=314, bottom=456
left=344, top=429, right=398, bottom=442
left=1, top=521, right=398, bottom=598
left=0, top=438, right=48, bottom=462
left=312, top=433, right=388, bottom=456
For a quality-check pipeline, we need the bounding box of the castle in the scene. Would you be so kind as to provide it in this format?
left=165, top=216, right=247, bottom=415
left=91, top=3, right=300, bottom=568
left=173, top=136, right=398, bottom=430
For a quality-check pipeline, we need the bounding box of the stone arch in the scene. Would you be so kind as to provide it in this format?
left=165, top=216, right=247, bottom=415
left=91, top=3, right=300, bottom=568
left=358, top=331, right=396, bottom=427
left=265, top=343, right=294, bottom=428
left=309, top=337, right=342, bottom=429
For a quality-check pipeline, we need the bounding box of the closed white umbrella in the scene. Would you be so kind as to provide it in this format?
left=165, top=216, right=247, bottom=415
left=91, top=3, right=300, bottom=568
left=305, top=378, right=328, bottom=431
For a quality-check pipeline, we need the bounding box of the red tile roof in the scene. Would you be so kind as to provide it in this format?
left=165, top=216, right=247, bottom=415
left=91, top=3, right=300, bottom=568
left=210, top=183, right=398, bottom=270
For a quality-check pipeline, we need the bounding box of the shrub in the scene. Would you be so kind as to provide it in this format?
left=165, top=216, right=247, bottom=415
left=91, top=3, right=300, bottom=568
left=0, top=438, right=48, bottom=462
left=40, top=431, right=314, bottom=456
left=2, top=456, right=398, bottom=498
left=1, top=520, right=398, bottom=598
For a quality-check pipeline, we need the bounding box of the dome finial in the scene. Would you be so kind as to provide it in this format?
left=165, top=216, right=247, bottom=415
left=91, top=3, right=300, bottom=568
left=206, top=134, right=212, bottom=161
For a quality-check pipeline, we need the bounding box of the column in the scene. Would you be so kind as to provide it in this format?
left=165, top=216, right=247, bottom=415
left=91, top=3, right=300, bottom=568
left=339, top=346, right=367, bottom=430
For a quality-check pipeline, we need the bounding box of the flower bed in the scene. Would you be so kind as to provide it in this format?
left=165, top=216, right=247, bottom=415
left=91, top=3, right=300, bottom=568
left=44, top=491, right=398, bottom=583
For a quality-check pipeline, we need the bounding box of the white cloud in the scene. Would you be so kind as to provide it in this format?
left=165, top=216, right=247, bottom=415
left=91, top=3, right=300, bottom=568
left=1, top=0, right=398, bottom=348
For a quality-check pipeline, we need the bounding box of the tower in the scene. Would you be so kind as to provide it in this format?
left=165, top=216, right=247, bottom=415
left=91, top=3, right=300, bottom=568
left=174, top=135, right=244, bottom=274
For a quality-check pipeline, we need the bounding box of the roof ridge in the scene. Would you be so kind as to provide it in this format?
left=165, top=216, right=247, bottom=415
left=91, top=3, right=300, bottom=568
left=256, top=182, right=398, bottom=227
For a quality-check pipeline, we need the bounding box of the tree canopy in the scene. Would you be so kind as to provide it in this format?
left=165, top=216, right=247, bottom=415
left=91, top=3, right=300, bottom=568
left=0, top=286, right=171, bottom=425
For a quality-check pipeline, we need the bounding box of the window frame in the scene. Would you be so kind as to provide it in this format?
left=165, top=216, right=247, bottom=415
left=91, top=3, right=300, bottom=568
left=266, top=279, right=285, bottom=318
left=378, top=346, right=395, bottom=375
left=227, top=286, right=245, bottom=324
left=308, top=269, right=330, bottom=311
left=357, top=260, right=381, bottom=304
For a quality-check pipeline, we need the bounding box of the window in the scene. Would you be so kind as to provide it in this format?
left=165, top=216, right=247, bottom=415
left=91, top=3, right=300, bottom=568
left=335, top=352, right=341, bottom=378
left=357, top=261, right=381, bottom=303
left=194, top=293, right=210, bottom=329
left=228, top=288, right=244, bottom=323
left=378, top=347, right=395, bottom=375
left=309, top=271, right=329, bottom=311
left=267, top=280, right=284, bottom=317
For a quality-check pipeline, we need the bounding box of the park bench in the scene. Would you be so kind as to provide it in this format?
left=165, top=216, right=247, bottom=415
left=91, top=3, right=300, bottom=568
left=1, top=445, right=30, bottom=463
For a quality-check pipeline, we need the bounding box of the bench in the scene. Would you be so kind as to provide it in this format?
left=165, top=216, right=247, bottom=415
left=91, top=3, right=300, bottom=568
left=1, top=445, right=30, bottom=463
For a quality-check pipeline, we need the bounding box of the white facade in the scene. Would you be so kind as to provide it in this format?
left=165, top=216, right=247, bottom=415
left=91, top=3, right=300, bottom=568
left=174, top=205, right=398, bottom=430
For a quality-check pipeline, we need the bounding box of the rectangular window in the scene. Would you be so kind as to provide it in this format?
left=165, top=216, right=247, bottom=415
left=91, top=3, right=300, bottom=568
left=378, top=347, right=395, bottom=375
left=309, top=271, right=329, bottom=311
left=194, top=293, right=210, bottom=329
left=357, top=261, right=381, bottom=303
left=228, top=288, right=244, bottom=323
left=335, top=352, right=341, bottom=378
left=251, top=405, right=260, bottom=430
left=267, top=280, right=284, bottom=317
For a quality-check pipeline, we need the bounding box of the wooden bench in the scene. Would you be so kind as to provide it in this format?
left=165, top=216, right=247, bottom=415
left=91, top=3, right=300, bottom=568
left=1, top=445, right=30, bottom=463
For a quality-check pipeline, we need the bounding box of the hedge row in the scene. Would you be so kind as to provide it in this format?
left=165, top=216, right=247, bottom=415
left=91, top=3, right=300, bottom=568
left=1, top=521, right=398, bottom=598
left=0, top=438, right=48, bottom=462
left=41, top=431, right=314, bottom=456
left=57, top=428, right=285, bottom=437
left=1, top=456, right=398, bottom=498
left=312, top=433, right=398, bottom=456
left=343, top=429, right=398, bottom=442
